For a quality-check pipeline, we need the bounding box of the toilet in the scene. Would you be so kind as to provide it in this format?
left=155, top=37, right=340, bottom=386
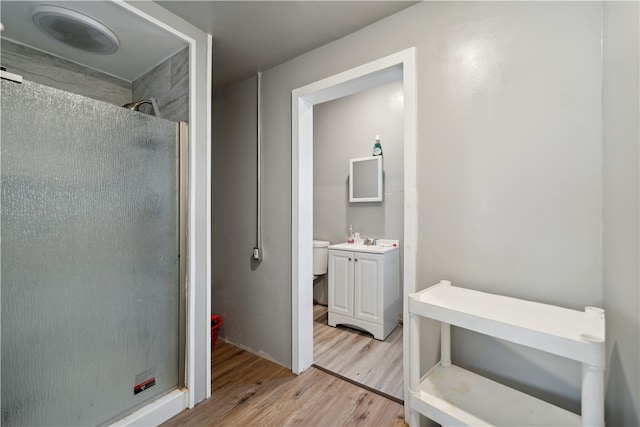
left=313, top=240, right=330, bottom=279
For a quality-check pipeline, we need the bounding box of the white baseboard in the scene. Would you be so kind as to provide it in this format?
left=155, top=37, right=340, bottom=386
left=110, top=389, right=187, bottom=427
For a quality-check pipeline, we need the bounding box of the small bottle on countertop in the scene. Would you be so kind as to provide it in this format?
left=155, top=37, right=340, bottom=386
left=373, top=135, right=383, bottom=156
left=347, top=224, right=355, bottom=244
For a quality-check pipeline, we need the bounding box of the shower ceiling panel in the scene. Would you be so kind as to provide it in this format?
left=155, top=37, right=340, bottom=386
left=0, top=1, right=187, bottom=81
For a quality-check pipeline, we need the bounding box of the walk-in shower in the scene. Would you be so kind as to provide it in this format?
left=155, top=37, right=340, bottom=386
left=1, top=78, right=186, bottom=426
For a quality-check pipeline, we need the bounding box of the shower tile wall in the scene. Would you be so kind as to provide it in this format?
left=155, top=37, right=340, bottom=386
left=1, top=39, right=131, bottom=106
left=132, top=47, right=189, bottom=123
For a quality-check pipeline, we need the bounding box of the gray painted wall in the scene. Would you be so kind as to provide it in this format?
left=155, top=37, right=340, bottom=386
left=132, top=47, right=189, bottom=123
left=313, top=80, right=404, bottom=305
left=211, top=2, right=637, bottom=421
left=212, top=76, right=291, bottom=361
left=603, top=2, right=640, bottom=426
left=1, top=39, right=131, bottom=106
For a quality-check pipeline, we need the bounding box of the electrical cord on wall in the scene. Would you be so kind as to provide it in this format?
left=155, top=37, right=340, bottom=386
left=253, top=72, right=263, bottom=261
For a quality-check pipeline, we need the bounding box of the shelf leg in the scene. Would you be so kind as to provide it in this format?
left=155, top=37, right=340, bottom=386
left=408, top=311, right=421, bottom=426
left=581, top=362, right=604, bottom=427
left=441, top=322, right=451, bottom=368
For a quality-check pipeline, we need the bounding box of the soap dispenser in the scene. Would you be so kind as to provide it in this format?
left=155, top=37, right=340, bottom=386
left=373, top=135, right=383, bottom=156
left=347, top=224, right=355, bottom=244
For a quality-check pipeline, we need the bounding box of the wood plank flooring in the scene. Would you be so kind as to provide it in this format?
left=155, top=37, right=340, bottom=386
left=162, top=341, right=406, bottom=427
left=313, top=304, right=404, bottom=401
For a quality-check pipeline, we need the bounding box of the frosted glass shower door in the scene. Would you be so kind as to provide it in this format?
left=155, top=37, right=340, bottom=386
left=1, top=79, right=183, bottom=426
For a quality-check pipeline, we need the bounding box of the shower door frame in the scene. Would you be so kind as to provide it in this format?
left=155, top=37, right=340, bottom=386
left=111, top=120, right=190, bottom=422
left=178, top=122, right=188, bottom=390
left=112, top=2, right=212, bottom=425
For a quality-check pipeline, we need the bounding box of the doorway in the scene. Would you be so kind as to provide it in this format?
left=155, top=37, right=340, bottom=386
left=311, top=79, right=405, bottom=400
left=292, top=48, right=417, bottom=416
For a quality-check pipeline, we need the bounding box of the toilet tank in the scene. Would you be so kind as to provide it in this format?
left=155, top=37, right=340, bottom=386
left=313, top=240, right=330, bottom=275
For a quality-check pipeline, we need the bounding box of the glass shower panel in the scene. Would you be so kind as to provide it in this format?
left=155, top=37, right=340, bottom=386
left=1, top=79, right=180, bottom=426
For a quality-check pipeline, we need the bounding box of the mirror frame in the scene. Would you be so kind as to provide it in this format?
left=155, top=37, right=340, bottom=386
left=349, top=155, right=383, bottom=202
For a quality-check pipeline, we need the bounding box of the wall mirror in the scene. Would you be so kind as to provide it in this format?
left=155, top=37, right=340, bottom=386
left=350, top=156, right=383, bottom=202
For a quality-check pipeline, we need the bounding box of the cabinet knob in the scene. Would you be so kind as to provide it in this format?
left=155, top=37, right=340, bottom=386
left=355, top=258, right=358, bottom=262
left=348, top=257, right=352, bottom=261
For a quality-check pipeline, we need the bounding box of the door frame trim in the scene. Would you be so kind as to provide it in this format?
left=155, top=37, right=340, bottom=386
left=291, top=47, right=417, bottom=419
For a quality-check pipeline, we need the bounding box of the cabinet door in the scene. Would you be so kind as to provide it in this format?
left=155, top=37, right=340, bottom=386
left=328, top=250, right=353, bottom=316
left=354, top=252, right=382, bottom=323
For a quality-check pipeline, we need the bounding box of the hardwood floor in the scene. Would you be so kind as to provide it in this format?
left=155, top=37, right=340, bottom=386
left=162, top=341, right=406, bottom=427
left=313, top=304, right=404, bottom=401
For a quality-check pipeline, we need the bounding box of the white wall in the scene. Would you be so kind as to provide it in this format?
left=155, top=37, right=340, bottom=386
left=211, top=1, right=638, bottom=420
left=603, top=1, right=640, bottom=425
left=313, top=80, right=404, bottom=304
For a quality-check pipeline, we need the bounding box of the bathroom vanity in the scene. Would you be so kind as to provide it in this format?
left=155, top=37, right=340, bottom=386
left=327, top=241, right=400, bottom=340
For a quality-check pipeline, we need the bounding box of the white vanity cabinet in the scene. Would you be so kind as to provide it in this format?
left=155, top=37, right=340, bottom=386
left=327, top=242, right=400, bottom=340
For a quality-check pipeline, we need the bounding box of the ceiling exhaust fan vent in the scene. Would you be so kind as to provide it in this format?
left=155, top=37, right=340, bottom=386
left=31, top=5, right=119, bottom=55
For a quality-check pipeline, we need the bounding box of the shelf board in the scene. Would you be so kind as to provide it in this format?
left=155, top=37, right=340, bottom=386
left=408, top=282, right=605, bottom=366
left=410, top=363, right=582, bottom=427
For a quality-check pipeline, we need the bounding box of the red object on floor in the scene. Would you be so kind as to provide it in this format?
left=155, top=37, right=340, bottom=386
left=210, top=315, right=223, bottom=351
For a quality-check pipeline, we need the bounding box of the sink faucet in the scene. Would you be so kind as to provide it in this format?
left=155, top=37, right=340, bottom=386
left=364, top=238, right=377, bottom=246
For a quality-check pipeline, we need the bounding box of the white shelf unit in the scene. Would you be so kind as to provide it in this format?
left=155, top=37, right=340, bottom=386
left=407, top=280, right=606, bottom=427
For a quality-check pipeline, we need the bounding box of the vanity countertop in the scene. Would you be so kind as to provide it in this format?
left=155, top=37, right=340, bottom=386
left=328, top=240, right=399, bottom=254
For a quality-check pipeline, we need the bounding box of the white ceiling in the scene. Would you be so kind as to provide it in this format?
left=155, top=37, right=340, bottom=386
left=155, top=1, right=418, bottom=92
left=0, top=1, right=417, bottom=92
